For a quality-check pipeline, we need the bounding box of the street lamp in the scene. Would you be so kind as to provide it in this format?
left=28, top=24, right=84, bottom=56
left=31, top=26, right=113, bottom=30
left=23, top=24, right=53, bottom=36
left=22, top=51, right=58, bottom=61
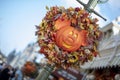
left=76, top=0, right=109, bottom=21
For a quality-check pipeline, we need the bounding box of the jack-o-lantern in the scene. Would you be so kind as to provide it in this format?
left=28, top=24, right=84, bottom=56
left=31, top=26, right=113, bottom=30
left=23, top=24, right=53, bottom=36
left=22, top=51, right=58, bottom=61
left=55, top=26, right=88, bottom=52
left=22, top=61, right=38, bottom=78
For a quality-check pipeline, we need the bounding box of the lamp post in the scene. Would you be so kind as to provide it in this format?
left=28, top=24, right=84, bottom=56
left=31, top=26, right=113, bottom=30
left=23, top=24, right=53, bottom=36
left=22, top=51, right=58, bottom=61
left=76, top=0, right=108, bottom=21
left=35, top=64, right=54, bottom=80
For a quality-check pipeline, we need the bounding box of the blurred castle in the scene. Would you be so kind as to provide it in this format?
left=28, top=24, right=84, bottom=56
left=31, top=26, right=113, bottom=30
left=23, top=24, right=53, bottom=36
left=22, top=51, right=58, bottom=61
left=8, top=43, right=40, bottom=68
left=0, top=50, right=6, bottom=64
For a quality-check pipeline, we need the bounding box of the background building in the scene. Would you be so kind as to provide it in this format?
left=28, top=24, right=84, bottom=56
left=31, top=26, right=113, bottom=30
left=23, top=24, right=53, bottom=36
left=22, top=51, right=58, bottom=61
left=0, top=50, right=6, bottom=64
left=7, top=49, right=16, bottom=64
left=81, top=16, right=120, bottom=80
left=10, top=42, right=40, bottom=68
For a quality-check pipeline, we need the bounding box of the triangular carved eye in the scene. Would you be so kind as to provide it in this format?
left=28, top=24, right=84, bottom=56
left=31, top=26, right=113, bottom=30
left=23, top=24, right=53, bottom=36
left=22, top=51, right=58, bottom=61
left=69, top=31, right=78, bottom=38
left=74, top=34, right=78, bottom=38
left=69, top=31, right=73, bottom=35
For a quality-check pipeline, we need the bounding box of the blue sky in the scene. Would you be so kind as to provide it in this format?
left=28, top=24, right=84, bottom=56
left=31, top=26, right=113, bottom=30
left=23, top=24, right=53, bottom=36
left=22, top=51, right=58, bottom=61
left=0, top=0, right=120, bottom=56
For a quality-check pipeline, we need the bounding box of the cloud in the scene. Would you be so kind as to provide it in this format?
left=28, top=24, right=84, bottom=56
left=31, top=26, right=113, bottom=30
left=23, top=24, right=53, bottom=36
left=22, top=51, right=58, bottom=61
left=108, top=0, right=120, bottom=8
left=107, top=0, right=120, bottom=18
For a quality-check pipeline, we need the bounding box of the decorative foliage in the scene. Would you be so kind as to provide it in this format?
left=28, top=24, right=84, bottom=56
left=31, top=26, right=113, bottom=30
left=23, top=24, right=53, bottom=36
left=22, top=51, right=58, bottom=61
left=36, top=6, right=103, bottom=68
left=22, top=61, right=38, bottom=78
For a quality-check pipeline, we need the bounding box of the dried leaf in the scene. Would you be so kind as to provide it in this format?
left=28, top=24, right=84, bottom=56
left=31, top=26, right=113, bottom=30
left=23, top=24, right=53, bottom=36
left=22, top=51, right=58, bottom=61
left=46, top=6, right=49, bottom=10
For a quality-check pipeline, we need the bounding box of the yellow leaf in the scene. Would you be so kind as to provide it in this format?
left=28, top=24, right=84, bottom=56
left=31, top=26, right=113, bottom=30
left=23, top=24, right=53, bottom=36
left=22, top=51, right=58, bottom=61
left=46, top=6, right=49, bottom=10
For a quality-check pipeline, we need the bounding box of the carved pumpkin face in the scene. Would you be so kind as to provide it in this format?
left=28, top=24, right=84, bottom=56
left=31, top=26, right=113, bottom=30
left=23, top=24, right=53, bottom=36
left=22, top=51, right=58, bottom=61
left=55, top=26, right=88, bottom=52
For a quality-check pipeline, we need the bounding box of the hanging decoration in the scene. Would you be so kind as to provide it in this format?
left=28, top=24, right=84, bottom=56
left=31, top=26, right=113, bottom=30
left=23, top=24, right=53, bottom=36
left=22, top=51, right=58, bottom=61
left=36, top=6, right=103, bottom=68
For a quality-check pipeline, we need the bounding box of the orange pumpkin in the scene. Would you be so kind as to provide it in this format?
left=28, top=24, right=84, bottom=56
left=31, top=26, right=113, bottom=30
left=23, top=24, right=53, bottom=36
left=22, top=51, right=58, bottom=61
left=23, top=61, right=37, bottom=77
left=54, top=18, right=70, bottom=30
left=55, top=26, right=88, bottom=52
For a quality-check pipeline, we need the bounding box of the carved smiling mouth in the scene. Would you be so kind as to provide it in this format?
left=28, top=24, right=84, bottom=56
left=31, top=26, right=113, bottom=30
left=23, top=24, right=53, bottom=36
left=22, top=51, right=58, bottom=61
left=62, top=37, right=73, bottom=49
left=62, top=42, right=72, bottom=49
